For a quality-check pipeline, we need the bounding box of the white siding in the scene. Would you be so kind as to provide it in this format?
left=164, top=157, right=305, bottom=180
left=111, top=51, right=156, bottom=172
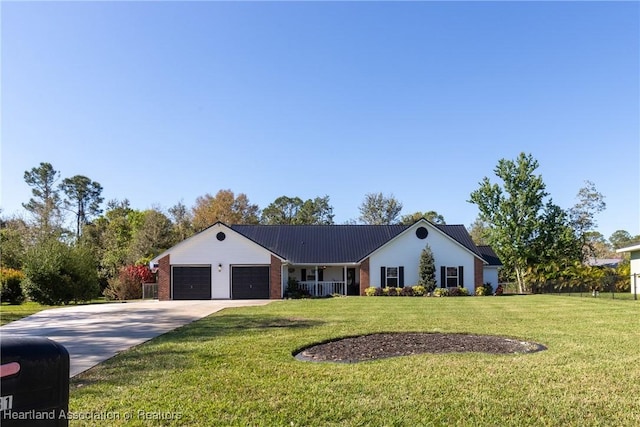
left=169, top=224, right=272, bottom=299
left=369, top=223, right=477, bottom=289
left=631, top=251, right=640, bottom=294
left=483, top=266, right=499, bottom=289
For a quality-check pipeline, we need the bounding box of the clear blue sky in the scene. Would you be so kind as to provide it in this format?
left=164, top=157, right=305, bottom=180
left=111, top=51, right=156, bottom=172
left=2, top=1, right=639, bottom=239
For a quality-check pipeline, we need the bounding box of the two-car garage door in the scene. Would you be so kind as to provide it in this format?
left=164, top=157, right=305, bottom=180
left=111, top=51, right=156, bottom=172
left=172, top=266, right=270, bottom=300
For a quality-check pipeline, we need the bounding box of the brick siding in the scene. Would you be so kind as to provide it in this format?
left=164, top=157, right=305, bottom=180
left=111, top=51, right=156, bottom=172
left=270, top=255, right=282, bottom=299
left=158, top=254, right=170, bottom=301
left=359, top=257, right=370, bottom=295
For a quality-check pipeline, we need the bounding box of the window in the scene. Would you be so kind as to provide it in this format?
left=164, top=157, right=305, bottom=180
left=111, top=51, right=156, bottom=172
left=446, top=267, right=459, bottom=287
left=380, top=266, right=404, bottom=288
left=386, top=267, right=398, bottom=287
left=440, top=266, right=464, bottom=288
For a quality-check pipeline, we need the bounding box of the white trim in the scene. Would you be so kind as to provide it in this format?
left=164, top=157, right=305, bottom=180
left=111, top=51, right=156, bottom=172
left=151, top=222, right=285, bottom=264
left=616, top=244, right=640, bottom=253
left=361, top=219, right=486, bottom=264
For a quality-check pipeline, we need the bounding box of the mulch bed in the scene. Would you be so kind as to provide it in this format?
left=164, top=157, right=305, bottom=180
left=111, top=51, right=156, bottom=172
left=294, top=332, right=546, bottom=363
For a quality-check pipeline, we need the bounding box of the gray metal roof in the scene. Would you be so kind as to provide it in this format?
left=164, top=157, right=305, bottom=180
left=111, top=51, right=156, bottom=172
left=231, top=223, right=488, bottom=264
left=476, top=245, right=503, bottom=266
left=434, top=224, right=484, bottom=258
left=231, top=224, right=408, bottom=263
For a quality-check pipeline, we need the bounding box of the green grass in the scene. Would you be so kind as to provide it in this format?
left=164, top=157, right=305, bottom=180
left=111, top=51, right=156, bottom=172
left=69, top=296, right=640, bottom=426
left=0, top=301, right=59, bottom=325
left=0, top=298, right=112, bottom=326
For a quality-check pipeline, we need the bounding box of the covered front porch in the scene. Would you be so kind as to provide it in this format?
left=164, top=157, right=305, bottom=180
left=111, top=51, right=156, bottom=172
left=284, top=264, right=360, bottom=297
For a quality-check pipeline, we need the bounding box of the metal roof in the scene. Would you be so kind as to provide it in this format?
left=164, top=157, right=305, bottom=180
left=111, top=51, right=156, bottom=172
left=231, top=223, right=488, bottom=264
left=231, top=224, right=408, bottom=263
left=476, top=245, right=503, bottom=266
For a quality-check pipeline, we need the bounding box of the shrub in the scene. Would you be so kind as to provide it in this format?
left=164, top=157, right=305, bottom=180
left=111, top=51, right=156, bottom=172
left=104, top=264, right=154, bottom=301
left=475, top=286, right=486, bottom=296
left=386, top=287, right=399, bottom=296
left=364, top=287, right=377, bottom=296
left=373, top=287, right=384, bottom=296
left=23, top=239, right=100, bottom=305
left=418, top=244, right=437, bottom=292
left=285, top=278, right=311, bottom=299
left=495, top=284, right=504, bottom=296
left=400, top=286, right=414, bottom=296
left=1, top=268, right=25, bottom=305
left=483, top=282, right=494, bottom=295
left=434, top=288, right=449, bottom=297
left=448, top=287, right=469, bottom=296
left=412, top=285, right=426, bottom=296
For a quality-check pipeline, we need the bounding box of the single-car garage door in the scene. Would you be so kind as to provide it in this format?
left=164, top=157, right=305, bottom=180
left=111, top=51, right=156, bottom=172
left=232, top=266, right=270, bottom=299
left=172, top=266, right=211, bottom=300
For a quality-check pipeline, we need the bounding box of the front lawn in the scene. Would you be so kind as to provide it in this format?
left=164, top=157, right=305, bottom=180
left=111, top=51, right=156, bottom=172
left=0, top=302, right=58, bottom=326
left=70, top=296, right=640, bottom=426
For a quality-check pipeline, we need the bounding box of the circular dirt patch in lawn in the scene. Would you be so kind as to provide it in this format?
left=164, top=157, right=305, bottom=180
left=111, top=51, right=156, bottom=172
left=294, top=332, right=546, bottom=363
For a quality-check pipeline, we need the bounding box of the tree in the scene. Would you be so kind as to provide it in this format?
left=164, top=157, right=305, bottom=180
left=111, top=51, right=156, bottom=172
left=261, top=196, right=304, bottom=224
left=568, top=181, right=606, bottom=261
left=22, top=162, right=63, bottom=237
left=358, top=193, right=403, bottom=225
left=469, top=153, right=555, bottom=293
left=400, top=211, right=446, bottom=225
left=418, top=244, right=437, bottom=292
left=60, top=175, right=104, bottom=239
left=468, top=216, right=490, bottom=246
left=609, top=230, right=639, bottom=250
left=168, top=201, right=194, bottom=241
left=192, top=190, right=260, bottom=230
left=261, top=195, right=335, bottom=225
left=127, top=209, right=175, bottom=265
left=0, top=214, right=29, bottom=269
left=22, top=238, right=99, bottom=305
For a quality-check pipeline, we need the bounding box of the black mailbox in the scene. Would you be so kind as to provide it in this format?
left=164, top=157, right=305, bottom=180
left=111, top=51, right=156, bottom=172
left=1, top=336, right=69, bottom=427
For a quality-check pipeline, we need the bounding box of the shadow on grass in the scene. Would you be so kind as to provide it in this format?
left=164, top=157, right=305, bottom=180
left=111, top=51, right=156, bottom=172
left=166, top=313, right=325, bottom=341
left=70, top=313, right=325, bottom=387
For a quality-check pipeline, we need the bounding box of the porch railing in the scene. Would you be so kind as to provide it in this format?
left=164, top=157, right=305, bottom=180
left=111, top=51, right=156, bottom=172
left=298, top=281, right=346, bottom=297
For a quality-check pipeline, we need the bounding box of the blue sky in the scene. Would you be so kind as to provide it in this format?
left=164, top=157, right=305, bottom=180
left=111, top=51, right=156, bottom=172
left=2, top=1, right=638, bottom=239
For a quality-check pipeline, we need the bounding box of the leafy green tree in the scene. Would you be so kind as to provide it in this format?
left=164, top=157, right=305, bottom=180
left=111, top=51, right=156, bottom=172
left=23, top=162, right=63, bottom=237
left=468, top=216, right=490, bottom=246
left=168, top=201, right=194, bottom=241
left=0, top=214, right=29, bottom=269
left=192, top=190, right=260, bottom=230
left=261, top=196, right=304, bottom=224
left=23, top=238, right=99, bottom=305
left=127, top=209, right=175, bottom=264
left=418, top=244, right=437, bottom=292
left=261, top=195, right=334, bottom=225
left=609, top=230, right=639, bottom=250
left=60, top=175, right=104, bottom=239
left=568, top=181, right=606, bottom=260
left=297, top=196, right=335, bottom=225
left=400, top=211, right=446, bottom=225
left=469, top=153, right=557, bottom=293
left=358, top=192, right=403, bottom=225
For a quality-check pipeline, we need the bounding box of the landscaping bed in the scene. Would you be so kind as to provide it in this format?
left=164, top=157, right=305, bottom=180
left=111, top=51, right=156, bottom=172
left=295, top=332, right=546, bottom=363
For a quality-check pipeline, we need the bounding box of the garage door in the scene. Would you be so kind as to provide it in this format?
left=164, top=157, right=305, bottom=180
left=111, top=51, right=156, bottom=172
left=232, top=266, right=270, bottom=299
left=172, top=266, right=211, bottom=300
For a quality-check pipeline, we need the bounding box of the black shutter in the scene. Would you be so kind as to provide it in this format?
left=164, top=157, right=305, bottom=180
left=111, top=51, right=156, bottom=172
left=459, top=266, right=464, bottom=287
left=380, top=266, right=386, bottom=288
left=301, top=269, right=306, bottom=281
left=399, top=266, right=405, bottom=288
left=440, top=266, right=446, bottom=288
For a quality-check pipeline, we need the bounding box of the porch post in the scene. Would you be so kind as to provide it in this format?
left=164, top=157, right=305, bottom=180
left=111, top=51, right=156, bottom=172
left=343, top=265, right=347, bottom=295
left=315, top=266, right=318, bottom=296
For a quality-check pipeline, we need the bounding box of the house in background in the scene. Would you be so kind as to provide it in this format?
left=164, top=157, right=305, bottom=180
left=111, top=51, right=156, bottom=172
left=615, top=242, right=640, bottom=294
left=150, top=219, right=502, bottom=300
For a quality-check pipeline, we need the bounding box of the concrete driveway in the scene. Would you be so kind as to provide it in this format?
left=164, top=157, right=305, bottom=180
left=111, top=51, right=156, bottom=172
left=0, top=300, right=273, bottom=377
